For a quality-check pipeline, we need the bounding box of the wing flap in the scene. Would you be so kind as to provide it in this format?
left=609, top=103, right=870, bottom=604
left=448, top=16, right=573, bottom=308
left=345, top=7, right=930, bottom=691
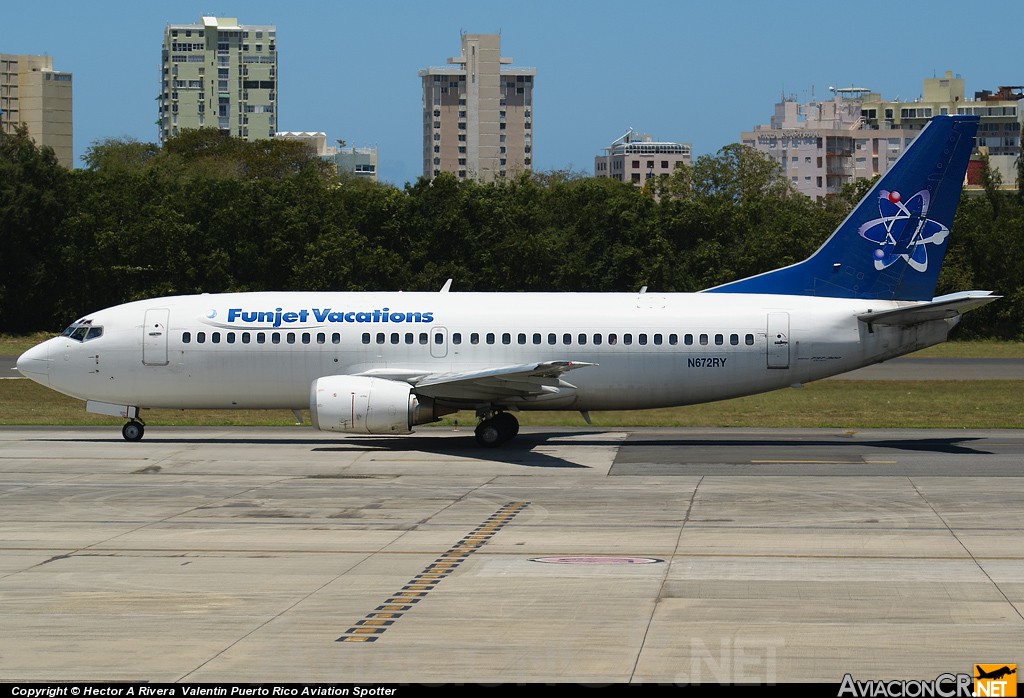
left=412, top=360, right=596, bottom=403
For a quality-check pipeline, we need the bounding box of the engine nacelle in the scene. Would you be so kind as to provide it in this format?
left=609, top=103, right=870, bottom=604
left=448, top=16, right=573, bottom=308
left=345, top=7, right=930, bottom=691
left=310, top=375, right=448, bottom=434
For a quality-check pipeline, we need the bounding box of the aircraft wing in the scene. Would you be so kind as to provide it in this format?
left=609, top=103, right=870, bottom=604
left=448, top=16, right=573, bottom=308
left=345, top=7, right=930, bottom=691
left=857, top=290, right=999, bottom=327
left=357, top=360, right=596, bottom=403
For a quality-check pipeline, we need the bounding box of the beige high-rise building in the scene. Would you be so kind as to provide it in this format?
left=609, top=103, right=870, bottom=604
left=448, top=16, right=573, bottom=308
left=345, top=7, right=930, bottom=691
left=159, top=16, right=277, bottom=144
left=743, top=72, right=1023, bottom=198
left=420, top=33, right=535, bottom=182
left=595, top=129, right=692, bottom=186
left=0, top=54, right=73, bottom=168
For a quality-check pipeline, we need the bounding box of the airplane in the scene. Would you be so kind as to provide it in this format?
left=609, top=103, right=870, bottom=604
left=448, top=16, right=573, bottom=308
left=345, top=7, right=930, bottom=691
left=16, top=114, right=997, bottom=447
left=975, top=666, right=1016, bottom=681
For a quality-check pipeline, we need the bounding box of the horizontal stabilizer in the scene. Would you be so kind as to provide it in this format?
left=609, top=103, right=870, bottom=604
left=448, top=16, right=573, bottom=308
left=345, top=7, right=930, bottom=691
left=857, top=291, right=999, bottom=327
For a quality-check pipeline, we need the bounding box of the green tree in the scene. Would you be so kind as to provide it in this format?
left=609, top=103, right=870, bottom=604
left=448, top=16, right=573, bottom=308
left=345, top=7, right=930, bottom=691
left=0, top=125, right=72, bottom=331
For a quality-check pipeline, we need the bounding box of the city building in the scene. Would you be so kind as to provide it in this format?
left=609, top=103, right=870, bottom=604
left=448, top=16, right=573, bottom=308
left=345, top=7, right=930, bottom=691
left=860, top=72, right=1021, bottom=188
left=0, top=53, right=73, bottom=167
left=742, top=72, right=1022, bottom=198
left=595, top=129, right=692, bottom=185
left=419, top=33, right=535, bottom=182
left=275, top=131, right=379, bottom=182
left=159, top=16, right=277, bottom=144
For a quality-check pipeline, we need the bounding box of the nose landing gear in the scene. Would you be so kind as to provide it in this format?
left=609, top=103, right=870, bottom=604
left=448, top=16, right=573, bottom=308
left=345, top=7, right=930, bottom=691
left=474, top=411, right=519, bottom=447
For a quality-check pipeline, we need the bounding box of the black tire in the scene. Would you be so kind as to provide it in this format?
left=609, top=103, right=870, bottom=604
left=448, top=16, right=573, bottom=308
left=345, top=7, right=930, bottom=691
left=492, top=412, right=519, bottom=441
left=122, top=421, right=144, bottom=442
left=474, top=419, right=503, bottom=447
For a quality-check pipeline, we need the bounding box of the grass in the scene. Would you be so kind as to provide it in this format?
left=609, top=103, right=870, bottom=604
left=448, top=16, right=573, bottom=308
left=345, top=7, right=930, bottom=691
left=2, top=377, right=1021, bottom=430
left=0, top=332, right=54, bottom=356
left=908, top=340, right=1024, bottom=358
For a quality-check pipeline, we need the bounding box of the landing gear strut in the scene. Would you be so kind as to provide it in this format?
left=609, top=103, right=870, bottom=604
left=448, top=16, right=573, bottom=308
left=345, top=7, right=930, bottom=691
left=122, top=419, right=145, bottom=442
left=474, top=411, right=519, bottom=447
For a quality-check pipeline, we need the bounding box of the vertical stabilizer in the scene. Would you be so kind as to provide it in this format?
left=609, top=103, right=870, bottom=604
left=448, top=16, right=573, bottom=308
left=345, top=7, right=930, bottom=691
left=704, top=115, right=980, bottom=300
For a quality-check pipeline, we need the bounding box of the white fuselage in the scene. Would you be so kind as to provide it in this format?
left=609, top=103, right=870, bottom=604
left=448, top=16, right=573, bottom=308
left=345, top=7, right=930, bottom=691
left=19, top=291, right=954, bottom=413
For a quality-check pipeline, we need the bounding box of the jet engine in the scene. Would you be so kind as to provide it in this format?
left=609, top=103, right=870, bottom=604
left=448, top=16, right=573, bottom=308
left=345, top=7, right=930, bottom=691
left=310, top=375, right=450, bottom=434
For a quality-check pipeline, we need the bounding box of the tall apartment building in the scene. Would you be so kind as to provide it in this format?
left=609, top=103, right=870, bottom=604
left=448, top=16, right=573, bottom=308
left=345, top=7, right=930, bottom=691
left=860, top=72, right=1021, bottom=187
left=595, top=129, right=692, bottom=185
left=420, top=33, right=535, bottom=182
left=0, top=54, right=73, bottom=167
left=742, top=72, right=1023, bottom=199
left=159, top=16, right=277, bottom=144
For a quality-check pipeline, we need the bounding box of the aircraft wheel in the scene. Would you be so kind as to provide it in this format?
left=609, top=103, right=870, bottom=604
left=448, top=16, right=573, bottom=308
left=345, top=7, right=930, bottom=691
left=474, top=419, right=503, bottom=447
left=122, top=421, right=145, bottom=442
left=492, top=412, right=519, bottom=441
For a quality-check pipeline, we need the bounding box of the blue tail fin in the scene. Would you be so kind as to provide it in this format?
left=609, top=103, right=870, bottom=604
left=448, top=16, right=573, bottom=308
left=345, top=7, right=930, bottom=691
left=704, top=114, right=980, bottom=301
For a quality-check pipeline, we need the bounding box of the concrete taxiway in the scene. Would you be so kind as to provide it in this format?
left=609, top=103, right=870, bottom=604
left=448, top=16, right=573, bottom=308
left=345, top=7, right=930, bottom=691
left=1, top=426, right=1022, bottom=684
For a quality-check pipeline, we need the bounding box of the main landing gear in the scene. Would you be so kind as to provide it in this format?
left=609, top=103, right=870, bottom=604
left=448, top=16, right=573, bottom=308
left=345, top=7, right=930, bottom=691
left=474, top=411, right=519, bottom=448
left=122, top=418, right=145, bottom=442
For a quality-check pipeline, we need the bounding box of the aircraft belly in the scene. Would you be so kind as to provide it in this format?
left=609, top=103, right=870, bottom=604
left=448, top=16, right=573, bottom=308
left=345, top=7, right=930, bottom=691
left=550, top=353, right=787, bottom=411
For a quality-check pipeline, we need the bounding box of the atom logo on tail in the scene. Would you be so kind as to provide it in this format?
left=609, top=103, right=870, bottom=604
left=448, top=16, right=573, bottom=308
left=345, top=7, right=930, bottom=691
left=858, top=189, right=949, bottom=272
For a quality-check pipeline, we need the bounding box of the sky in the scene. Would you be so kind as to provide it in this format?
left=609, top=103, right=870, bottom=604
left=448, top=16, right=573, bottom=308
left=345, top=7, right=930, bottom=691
left=3, top=0, right=1023, bottom=186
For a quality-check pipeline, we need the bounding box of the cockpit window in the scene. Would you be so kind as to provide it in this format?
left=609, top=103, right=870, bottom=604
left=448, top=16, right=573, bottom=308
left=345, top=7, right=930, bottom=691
left=61, top=322, right=103, bottom=342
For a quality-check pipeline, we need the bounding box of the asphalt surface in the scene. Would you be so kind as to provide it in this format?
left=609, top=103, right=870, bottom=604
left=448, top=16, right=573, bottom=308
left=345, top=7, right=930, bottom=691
left=1, top=425, right=1021, bottom=684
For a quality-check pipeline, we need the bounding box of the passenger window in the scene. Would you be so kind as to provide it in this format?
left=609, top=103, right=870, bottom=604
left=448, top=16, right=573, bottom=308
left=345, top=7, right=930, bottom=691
left=257, top=332, right=266, bottom=344
left=302, top=333, right=311, bottom=344
left=548, top=333, right=557, bottom=345
left=654, top=334, right=663, bottom=345
left=226, top=332, right=235, bottom=344
left=316, top=332, right=325, bottom=344
left=715, top=334, right=724, bottom=345
left=502, top=333, right=511, bottom=345
left=182, top=332, right=191, bottom=344
left=593, top=334, right=602, bottom=345
left=471, top=333, right=480, bottom=345
left=405, top=333, right=414, bottom=344
left=730, top=334, right=739, bottom=346
left=434, top=332, right=444, bottom=344
left=745, top=334, right=755, bottom=345
left=211, top=332, right=221, bottom=344
left=332, top=333, right=341, bottom=344
left=639, top=334, right=648, bottom=345
left=287, top=332, right=296, bottom=344
left=624, top=334, right=633, bottom=346
left=486, top=333, right=495, bottom=345
left=578, top=333, right=587, bottom=345
left=517, top=333, right=526, bottom=345
left=376, top=333, right=386, bottom=344
left=669, top=334, right=678, bottom=345
left=699, top=334, right=708, bottom=346
left=453, top=333, right=462, bottom=344
left=562, top=333, right=571, bottom=345
left=419, top=333, right=428, bottom=345
left=361, top=333, right=371, bottom=344
left=684, top=334, right=693, bottom=346
left=242, top=332, right=251, bottom=344
left=272, top=333, right=281, bottom=344
left=608, top=333, right=617, bottom=345
left=197, top=332, right=206, bottom=343
left=391, top=333, right=400, bottom=344
left=532, top=333, right=541, bottom=344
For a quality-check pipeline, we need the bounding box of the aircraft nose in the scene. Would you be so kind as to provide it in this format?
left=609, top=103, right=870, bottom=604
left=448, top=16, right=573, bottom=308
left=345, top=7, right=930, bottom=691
left=16, top=341, right=51, bottom=384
